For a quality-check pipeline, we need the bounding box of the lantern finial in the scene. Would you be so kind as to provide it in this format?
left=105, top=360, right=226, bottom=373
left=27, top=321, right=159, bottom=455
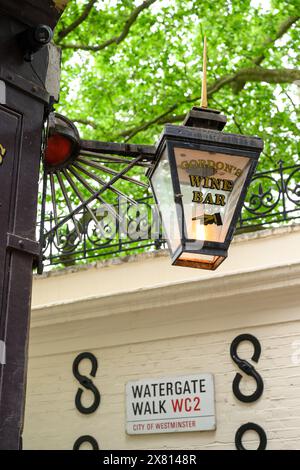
left=200, top=35, right=208, bottom=108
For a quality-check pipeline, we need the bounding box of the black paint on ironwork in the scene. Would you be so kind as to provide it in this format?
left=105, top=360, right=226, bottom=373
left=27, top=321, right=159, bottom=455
left=81, top=139, right=156, bottom=159
left=38, top=113, right=158, bottom=272
left=73, top=352, right=101, bottom=415
left=230, top=334, right=264, bottom=403
left=39, top=196, right=163, bottom=269
left=39, top=111, right=300, bottom=272
left=237, top=160, right=300, bottom=231
left=235, top=423, right=267, bottom=451
left=39, top=161, right=300, bottom=270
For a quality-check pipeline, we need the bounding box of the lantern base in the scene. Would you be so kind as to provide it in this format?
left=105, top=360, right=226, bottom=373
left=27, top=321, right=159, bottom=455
left=172, top=250, right=227, bottom=270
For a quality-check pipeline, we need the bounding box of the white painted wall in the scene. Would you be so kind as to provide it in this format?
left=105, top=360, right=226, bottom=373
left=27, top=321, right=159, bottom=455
left=24, top=226, right=300, bottom=450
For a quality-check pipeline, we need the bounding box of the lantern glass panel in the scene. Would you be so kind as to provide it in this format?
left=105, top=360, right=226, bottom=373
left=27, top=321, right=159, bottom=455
left=151, top=149, right=181, bottom=254
left=174, top=147, right=251, bottom=243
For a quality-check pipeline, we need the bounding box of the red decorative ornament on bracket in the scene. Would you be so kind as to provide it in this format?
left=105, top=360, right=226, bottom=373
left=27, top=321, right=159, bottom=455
left=45, top=134, right=73, bottom=166
left=44, top=114, right=80, bottom=169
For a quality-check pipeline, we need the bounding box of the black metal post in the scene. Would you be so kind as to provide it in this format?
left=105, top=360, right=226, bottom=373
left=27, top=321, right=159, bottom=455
left=0, top=0, right=69, bottom=450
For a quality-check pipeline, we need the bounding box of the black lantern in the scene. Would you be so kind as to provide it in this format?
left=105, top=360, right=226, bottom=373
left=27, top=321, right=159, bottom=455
left=148, top=37, right=264, bottom=271
left=148, top=106, right=263, bottom=270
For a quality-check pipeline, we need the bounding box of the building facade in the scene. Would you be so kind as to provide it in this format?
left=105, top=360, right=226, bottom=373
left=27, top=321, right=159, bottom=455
left=24, top=225, right=300, bottom=450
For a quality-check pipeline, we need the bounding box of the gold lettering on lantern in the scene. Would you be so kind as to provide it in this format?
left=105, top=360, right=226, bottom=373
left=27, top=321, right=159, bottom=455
left=0, top=144, right=6, bottom=165
left=214, top=194, right=226, bottom=206
left=190, top=175, right=232, bottom=207
left=203, top=193, right=214, bottom=205
left=189, top=175, right=233, bottom=192
left=190, top=175, right=202, bottom=187
left=222, top=179, right=233, bottom=191
left=181, top=159, right=242, bottom=177
left=210, top=178, right=222, bottom=190
left=192, top=191, right=203, bottom=203
left=192, top=191, right=226, bottom=206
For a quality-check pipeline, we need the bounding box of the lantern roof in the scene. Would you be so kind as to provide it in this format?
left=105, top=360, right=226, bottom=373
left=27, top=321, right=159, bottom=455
left=154, top=120, right=264, bottom=164
left=183, top=106, right=227, bottom=131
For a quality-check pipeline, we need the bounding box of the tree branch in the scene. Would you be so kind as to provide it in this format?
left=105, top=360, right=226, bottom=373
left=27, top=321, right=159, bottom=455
left=120, top=113, right=187, bottom=141
left=284, top=91, right=299, bottom=113
left=116, top=15, right=299, bottom=141
left=253, top=16, right=299, bottom=66
left=57, top=0, right=98, bottom=42
left=60, top=0, right=157, bottom=51
left=233, top=15, right=299, bottom=93
left=234, top=67, right=300, bottom=85
left=117, top=67, right=300, bottom=140
left=72, top=118, right=98, bottom=129
left=120, top=104, right=179, bottom=141
left=118, top=94, right=199, bottom=140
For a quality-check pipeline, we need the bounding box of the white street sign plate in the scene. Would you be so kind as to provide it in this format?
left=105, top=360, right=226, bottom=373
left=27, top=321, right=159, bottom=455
left=126, top=373, right=216, bottom=435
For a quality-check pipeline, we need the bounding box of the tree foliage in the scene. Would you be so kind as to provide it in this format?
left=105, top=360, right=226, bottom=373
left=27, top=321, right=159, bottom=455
left=55, top=0, right=300, bottom=171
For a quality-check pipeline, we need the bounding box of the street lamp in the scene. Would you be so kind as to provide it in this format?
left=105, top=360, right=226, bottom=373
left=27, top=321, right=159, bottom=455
left=40, top=39, right=264, bottom=273
left=148, top=40, right=264, bottom=270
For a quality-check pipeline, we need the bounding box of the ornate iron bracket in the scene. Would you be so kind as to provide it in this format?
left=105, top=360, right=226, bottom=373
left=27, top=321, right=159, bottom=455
left=38, top=113, right=157, bottom=274
left=81, top=139, right=156, bottom=159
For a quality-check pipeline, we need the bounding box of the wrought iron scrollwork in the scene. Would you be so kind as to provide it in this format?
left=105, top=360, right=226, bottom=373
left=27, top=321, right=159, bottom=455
left=38, top=115, right=300, bottom=270
left=38, top=114, right=159, bottom=272
left=246, top=177, right=281, bottom=215
left=285, top=166, right=300, bottom=206
left=237, top=161, right=300, bottom=233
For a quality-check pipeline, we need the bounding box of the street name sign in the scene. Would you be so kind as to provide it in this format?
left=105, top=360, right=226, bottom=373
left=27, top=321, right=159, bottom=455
left=126, top=373, right=216, bottom=435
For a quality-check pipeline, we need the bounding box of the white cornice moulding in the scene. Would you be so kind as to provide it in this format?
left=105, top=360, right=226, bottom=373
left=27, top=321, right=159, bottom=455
left=31, top=261, right=300, bottom=328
